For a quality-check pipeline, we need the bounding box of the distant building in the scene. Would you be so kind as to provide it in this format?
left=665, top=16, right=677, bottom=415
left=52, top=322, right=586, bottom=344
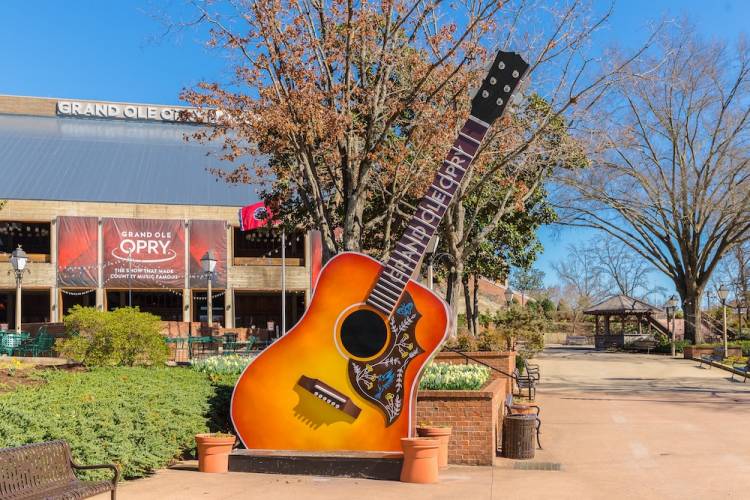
left=0, top=95, right=319, bottom=334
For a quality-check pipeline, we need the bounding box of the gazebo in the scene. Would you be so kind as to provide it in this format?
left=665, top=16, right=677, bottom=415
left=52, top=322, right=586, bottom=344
left=584, top=295, right=663, bottom=349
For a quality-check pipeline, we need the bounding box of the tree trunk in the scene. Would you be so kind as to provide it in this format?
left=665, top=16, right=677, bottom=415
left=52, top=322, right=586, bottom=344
left=681, top=288, right=704, bottom=344
left=462, top=273, right=473, bottom=336
left=446, top=259, right=464, bottom=338
left=472, top=273, right=479, bottom=334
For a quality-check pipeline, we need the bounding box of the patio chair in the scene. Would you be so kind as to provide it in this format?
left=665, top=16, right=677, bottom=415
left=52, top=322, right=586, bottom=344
left=222, top=335, right=257, bottom=356
left=17, top=332, right=56, bottom=357
left=0, top=332, right=30, bottom=356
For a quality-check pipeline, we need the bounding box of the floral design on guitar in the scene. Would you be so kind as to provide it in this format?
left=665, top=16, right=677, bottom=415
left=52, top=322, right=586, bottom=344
left=348, top=292, right=424, bottom=425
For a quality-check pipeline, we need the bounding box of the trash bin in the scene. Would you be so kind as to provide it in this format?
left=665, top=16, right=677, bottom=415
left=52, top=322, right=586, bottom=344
left=502, top=414, right=536, bottom=459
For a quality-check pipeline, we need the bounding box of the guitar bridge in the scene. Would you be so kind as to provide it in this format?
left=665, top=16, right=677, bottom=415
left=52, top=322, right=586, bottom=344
left=297, top=375, right=361, bottom=419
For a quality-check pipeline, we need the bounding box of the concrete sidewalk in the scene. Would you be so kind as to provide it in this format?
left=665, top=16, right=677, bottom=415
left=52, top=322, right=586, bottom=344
left=94, top=348, right=750, bottom=500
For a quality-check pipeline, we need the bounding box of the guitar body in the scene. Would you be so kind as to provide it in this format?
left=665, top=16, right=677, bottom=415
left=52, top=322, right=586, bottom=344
left=231, top=252, right=449, bottom=452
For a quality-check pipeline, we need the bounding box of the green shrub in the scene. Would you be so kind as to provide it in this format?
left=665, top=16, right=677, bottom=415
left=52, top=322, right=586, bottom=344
left=58, top=306, right=168, bottom=366
left=0, top=367, right=214, bottom=479
left=418, top=363, right=490, bottom=390
left=192, top=355, right=253, bottom=376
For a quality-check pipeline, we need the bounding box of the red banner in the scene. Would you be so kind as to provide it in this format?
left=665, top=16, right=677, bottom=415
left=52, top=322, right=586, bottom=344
left=102, top=218, right=185, bottom=288
left=239, top=201, right=277, bottom=231
left=57, top=216, right=98, bottom=287
left=189, top=220, right=227, bottom=288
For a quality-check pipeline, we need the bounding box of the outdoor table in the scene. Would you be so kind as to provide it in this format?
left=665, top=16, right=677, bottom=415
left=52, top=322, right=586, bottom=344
left=502, top=414, right=537, bottom=459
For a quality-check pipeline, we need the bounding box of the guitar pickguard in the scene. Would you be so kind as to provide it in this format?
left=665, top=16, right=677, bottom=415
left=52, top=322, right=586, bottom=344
left=347, top=293, right=424, bottom=426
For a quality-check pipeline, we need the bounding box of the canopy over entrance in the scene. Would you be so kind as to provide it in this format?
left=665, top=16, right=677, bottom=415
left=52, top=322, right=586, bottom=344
left=584, top=295, right=665, bottom=349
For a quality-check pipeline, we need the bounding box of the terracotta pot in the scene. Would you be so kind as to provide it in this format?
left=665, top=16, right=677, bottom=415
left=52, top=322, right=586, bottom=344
left=195, top=433, right=236, bottom=473
left=400, top=437, right=440, bottom=484
left=416, top=426, right=452, bottom=468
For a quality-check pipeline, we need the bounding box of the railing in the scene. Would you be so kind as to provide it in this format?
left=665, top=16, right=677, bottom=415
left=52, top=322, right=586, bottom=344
left=701, top=314, right=738, bottom=340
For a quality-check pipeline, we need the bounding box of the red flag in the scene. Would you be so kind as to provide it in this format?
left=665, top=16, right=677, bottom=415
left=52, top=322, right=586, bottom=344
left=239, top=202, right=277, bottom=231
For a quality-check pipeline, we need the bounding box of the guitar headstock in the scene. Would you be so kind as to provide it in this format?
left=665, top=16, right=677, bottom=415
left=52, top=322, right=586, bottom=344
left=470, top=50, right=529, bottom=125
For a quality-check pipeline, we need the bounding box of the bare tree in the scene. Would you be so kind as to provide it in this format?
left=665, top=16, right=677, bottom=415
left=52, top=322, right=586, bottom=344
left=440, top=1, right=656, bottom=319
left=716, top=241, right=750, bottom=320
left=591, top=236, right=664, bottom=300
left=552, top=242, right=606, bottom=333
left=555, top=26, right=750, bottom=343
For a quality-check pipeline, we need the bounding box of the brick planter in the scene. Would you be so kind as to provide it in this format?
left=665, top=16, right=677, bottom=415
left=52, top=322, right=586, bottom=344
left=415, top=378, right=506, bottom=466
left=683, top=346, right=742, bottom=359
left=434, top=351, right=515, bottom=393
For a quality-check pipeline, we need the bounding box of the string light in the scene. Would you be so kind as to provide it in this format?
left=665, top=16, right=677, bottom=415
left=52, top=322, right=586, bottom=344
left=61, top=289, right=96, bottom=296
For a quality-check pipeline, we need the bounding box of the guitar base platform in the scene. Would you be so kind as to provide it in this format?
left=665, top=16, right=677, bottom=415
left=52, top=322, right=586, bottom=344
left=228, top=449, right=404, bottom=481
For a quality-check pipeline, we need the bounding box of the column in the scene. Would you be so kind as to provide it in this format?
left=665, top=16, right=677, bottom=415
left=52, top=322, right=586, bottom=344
left=225, top=222, right=234, bottom=328
left=225, top=288, right=234, bottom=329
left=183, top=220, right=191, bottom=322
left=96, top=218, right=104, bottom=310
left=50, top=217, right=59, bottom=322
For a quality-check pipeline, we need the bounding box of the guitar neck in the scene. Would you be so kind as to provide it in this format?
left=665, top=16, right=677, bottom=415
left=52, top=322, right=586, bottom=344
left=366, top=116, right=490, bottom=315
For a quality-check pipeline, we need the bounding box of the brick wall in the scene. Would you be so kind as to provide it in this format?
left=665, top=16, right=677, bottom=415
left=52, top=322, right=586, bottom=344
left=416, top=377, right=506, bottom=465
left=434, top=351, right=515, bottom=394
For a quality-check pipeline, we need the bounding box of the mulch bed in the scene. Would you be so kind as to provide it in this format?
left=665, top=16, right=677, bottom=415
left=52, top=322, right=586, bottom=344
left=0, top=362, right=85, bottom=394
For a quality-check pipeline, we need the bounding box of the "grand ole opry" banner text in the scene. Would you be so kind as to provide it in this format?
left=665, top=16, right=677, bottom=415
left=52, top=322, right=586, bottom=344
left=57, top=216, right=227, bottom=289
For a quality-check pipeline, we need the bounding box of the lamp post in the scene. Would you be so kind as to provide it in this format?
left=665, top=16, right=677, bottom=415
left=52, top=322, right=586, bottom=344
left=504, top=287, right=514, bottom=309
left=9, top=246, right=30, bottom=333
left=127, top=249, right=133, bottom=308
left=666, top=295, right=678, bottom=357
left=201, top=251, right=217, bottom=327
left=717, top=284, right=729, bottom=358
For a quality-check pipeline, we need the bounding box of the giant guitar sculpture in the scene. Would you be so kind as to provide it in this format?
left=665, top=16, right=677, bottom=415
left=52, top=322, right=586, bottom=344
left=231, top=49, right=529, bottom=452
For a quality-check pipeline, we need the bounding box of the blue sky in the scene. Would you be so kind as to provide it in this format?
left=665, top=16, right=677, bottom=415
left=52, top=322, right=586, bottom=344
left=2, top=0, right=748, bottom=294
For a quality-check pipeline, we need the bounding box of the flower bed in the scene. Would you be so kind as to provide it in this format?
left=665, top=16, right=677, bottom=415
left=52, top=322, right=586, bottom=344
left=434, top=350, right=515, bottom=393
left=683, top=345, right=742, bottom=359
left=192, top=355, right=254, bottom=376
left=416, top=361, right=507, bottom=466
left=419, top=363, right=490, bottom=390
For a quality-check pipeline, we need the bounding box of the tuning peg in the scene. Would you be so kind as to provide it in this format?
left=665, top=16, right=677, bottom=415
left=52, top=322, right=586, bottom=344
left=481, top=90, right=489, bottom=98
left=498, top=61, right=505, bottom=70
left=512, top=70, right=520, bottom=78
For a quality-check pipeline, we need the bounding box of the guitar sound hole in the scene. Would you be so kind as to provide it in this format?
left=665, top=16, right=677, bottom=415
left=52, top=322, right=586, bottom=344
left=340, top=309, right=388, bottom=359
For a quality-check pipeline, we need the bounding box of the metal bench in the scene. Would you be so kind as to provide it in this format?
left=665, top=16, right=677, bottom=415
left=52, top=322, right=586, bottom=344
left=524, top=359, right=540, bottom=383
left=629, top=339, right=657, bottom=354
left=0, top=440, right=118, bottom=500
left=697, top=347, right=725, bottom=369
left=732, top=358, right=750, bottom=382
left=565, top=335, right=589, bottom=345
left=514, top=367, right=536, bottom=400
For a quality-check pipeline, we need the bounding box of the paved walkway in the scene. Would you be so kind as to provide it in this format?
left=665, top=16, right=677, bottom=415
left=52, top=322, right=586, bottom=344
left=94, top=348, right=750, bottom=500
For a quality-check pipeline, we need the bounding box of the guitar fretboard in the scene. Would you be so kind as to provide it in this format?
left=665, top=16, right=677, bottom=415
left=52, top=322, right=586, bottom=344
left=366, top=116, right=489, bottom=315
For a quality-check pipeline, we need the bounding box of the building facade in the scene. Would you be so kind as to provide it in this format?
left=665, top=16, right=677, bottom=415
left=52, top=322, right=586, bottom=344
left=0, top=95, right=317, bottom=333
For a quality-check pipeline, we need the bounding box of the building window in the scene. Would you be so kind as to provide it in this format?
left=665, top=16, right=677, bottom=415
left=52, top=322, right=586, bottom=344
left=106, top=290, right=183, bottom=322
left=233, top=228, right=305, bottom=266
left=0, top=222, right=51, bottom=260
left=0, top=289, right=51, bottom=326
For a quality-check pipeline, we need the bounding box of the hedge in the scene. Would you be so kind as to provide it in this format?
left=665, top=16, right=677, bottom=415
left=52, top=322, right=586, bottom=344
left=0, top=367, right=216, bottom=479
